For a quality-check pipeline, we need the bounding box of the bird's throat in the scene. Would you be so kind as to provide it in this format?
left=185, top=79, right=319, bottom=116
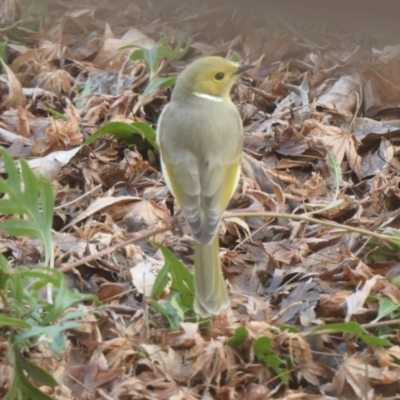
left=193, top=92, right=223, bottom=102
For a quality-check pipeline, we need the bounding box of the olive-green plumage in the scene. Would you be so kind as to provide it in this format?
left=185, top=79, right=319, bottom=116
left=157, top=56, right=253, bottom=317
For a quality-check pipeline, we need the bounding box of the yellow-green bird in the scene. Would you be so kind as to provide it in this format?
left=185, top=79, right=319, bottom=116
left=157, top=56, right=254, bottom=317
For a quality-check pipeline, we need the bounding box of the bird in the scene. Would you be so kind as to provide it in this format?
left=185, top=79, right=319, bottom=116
left=157, top=56, right=254, bottom=317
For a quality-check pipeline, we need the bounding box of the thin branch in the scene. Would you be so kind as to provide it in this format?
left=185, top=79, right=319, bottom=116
left=225, top=211, right=396, bottom=244
left=58, top=224, right=171, bottom=273
left=59, top=210, right=399, bottom=273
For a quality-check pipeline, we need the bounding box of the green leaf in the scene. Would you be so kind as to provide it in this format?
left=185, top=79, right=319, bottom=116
left=130, top=48, right=145, bottom=61
left=176, top=40, right=191, bottom=60
left=230, top=53, right=241, bottom=63
left=23, top=359, right=58, bottom=387
left=278, top=325, right=300, bottom=333
left=253, top=336, right=286, bottom=382
left=44, top=107, right=68, bottom=120
left=59, top=310, right=88, bottom=322
left=310, top=321, right=369, bottom=336
left=156, top=243, right=194, bottom=294
left=129, top=121, right=158, bottom=149
left=157, top=45, right=178, bottom=59
left=44, top=278, right=96, bottom=324
left=359, top=334, right=392, bottom=347
left=0, top=254, right=11, bottom=291
left=9, top=268, right=24, bottom=313
left=6, top=357, right=54, bottom=400
left=228, top=327, right=249, bottom=349
left=309, top=321, right=391, bottom=348
left=19, top=268, right=62, bottom=288
left=150, top=243, right=195, bottom=324
left=15, top=321, right=80, bottom=353
left=372, top=296, right=400, bottom=323
left=0, top=199, right=26, bottom=214
left=0, top=147, right=21, bottom=193
left=253, top=336, right=272, bottom=359
left=157, top=36, right=190, bottom=60
left=264, top=354, right=287, bottom=374
left=151, top=262, right=170, bottom=298
left=0, top=147, right=55, bottom=267
left=150, top=300, right=180, bottom=330
left=84, top=121, right=158, bottom=149
left=20, top=159, right=40, bottom=221
left=0, top=315, right=32, bottom=328
left=0, top=42, right=6, bottom=63
left=141, top=76, right=176, bottom=97
left=38, top=176, right=55, bottom=258
left=145, top=45, right=159, bottom=73
left=0, top=219, right=41, bottom=238
left=157, top=36, right=173, bottom=46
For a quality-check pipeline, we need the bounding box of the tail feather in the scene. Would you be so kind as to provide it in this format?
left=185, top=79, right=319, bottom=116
left=193, top=235, right=229, bottom=317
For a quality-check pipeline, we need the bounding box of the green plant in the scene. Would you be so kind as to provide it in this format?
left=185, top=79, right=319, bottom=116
left=308, top=321, right=392, bottom=347
left=0, top=148, right=96, bottom=399
left=0, top=148, right=54, bottom=269
left=126, top=36, right=190, bottom=98
left=253, top=336, right=287, bottom=382
left=228, top=327, right=249, bottom=349
left=150, top=243, right=195, bottom=329
left=0, top=42, right=6, bottom=63
left=84, top=120, right=158, bottom=150
left=129, top=36, right=189, bottom=77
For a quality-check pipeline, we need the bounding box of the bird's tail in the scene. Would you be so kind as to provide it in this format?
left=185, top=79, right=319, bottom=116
left=193, top=235, right=230, bottom=317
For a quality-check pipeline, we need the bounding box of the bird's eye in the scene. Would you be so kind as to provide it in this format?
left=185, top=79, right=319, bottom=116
left=214, top=72, right=225, bottom=81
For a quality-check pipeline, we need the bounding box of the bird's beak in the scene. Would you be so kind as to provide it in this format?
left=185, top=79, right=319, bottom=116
left=235, top=64, right=255, bottom=75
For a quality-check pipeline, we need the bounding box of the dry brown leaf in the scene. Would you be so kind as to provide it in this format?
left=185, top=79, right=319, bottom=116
left=35, top=69, right=74, bottom=96
left=121, top=199, right=169, bottom=231
left=0, top=58, right=26, bottom=108
left=303, top=119, right=362, bottom=179
left=297, top=362, right=335, bottom=388
left=190, top=338, right=229, bottom=379
left=25, top=147, right=82, bottom=180
left=328, top=355, right=400, bottom=398
left=316, top=74, right=362, bottom=112
left=65, top=195, right=140, bottom=229
left=16, top=107, right=29, bottom=137
left=345, top=275, right=380, bottom=320
left=93, top=27, right=155, bottom=70
left=129, top=255, right=164, bottom=297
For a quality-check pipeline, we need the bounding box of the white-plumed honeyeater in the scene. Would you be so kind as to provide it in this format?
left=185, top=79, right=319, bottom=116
left=157, top=56, right=254, bottom=317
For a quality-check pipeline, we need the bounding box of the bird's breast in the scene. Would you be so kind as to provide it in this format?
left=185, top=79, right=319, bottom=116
left=158, top=97, right=243, bottom=165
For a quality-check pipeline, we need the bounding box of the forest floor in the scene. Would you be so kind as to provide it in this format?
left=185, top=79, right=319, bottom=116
left=2, top=1, right=400, bottom=399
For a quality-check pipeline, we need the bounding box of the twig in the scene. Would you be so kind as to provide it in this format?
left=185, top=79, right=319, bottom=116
left=58, top=224, right=171, bottom=273
left=59, top=210, right=398, bottom=273
left=225, top=211, right=396, bottom=244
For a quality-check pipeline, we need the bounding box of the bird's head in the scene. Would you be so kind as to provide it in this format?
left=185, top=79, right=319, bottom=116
left=172, top=56, right=254, bottom=102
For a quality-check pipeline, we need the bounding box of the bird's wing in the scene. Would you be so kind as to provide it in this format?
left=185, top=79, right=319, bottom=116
left=160, top=153, right=204, bottom=238
left=161, top=151, right=241, bottom=245
left=197, top=157, right=241, bottom=244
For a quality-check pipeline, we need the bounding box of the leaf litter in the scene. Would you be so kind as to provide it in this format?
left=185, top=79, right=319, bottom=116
left=2, top=1, right=400, bottom=399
